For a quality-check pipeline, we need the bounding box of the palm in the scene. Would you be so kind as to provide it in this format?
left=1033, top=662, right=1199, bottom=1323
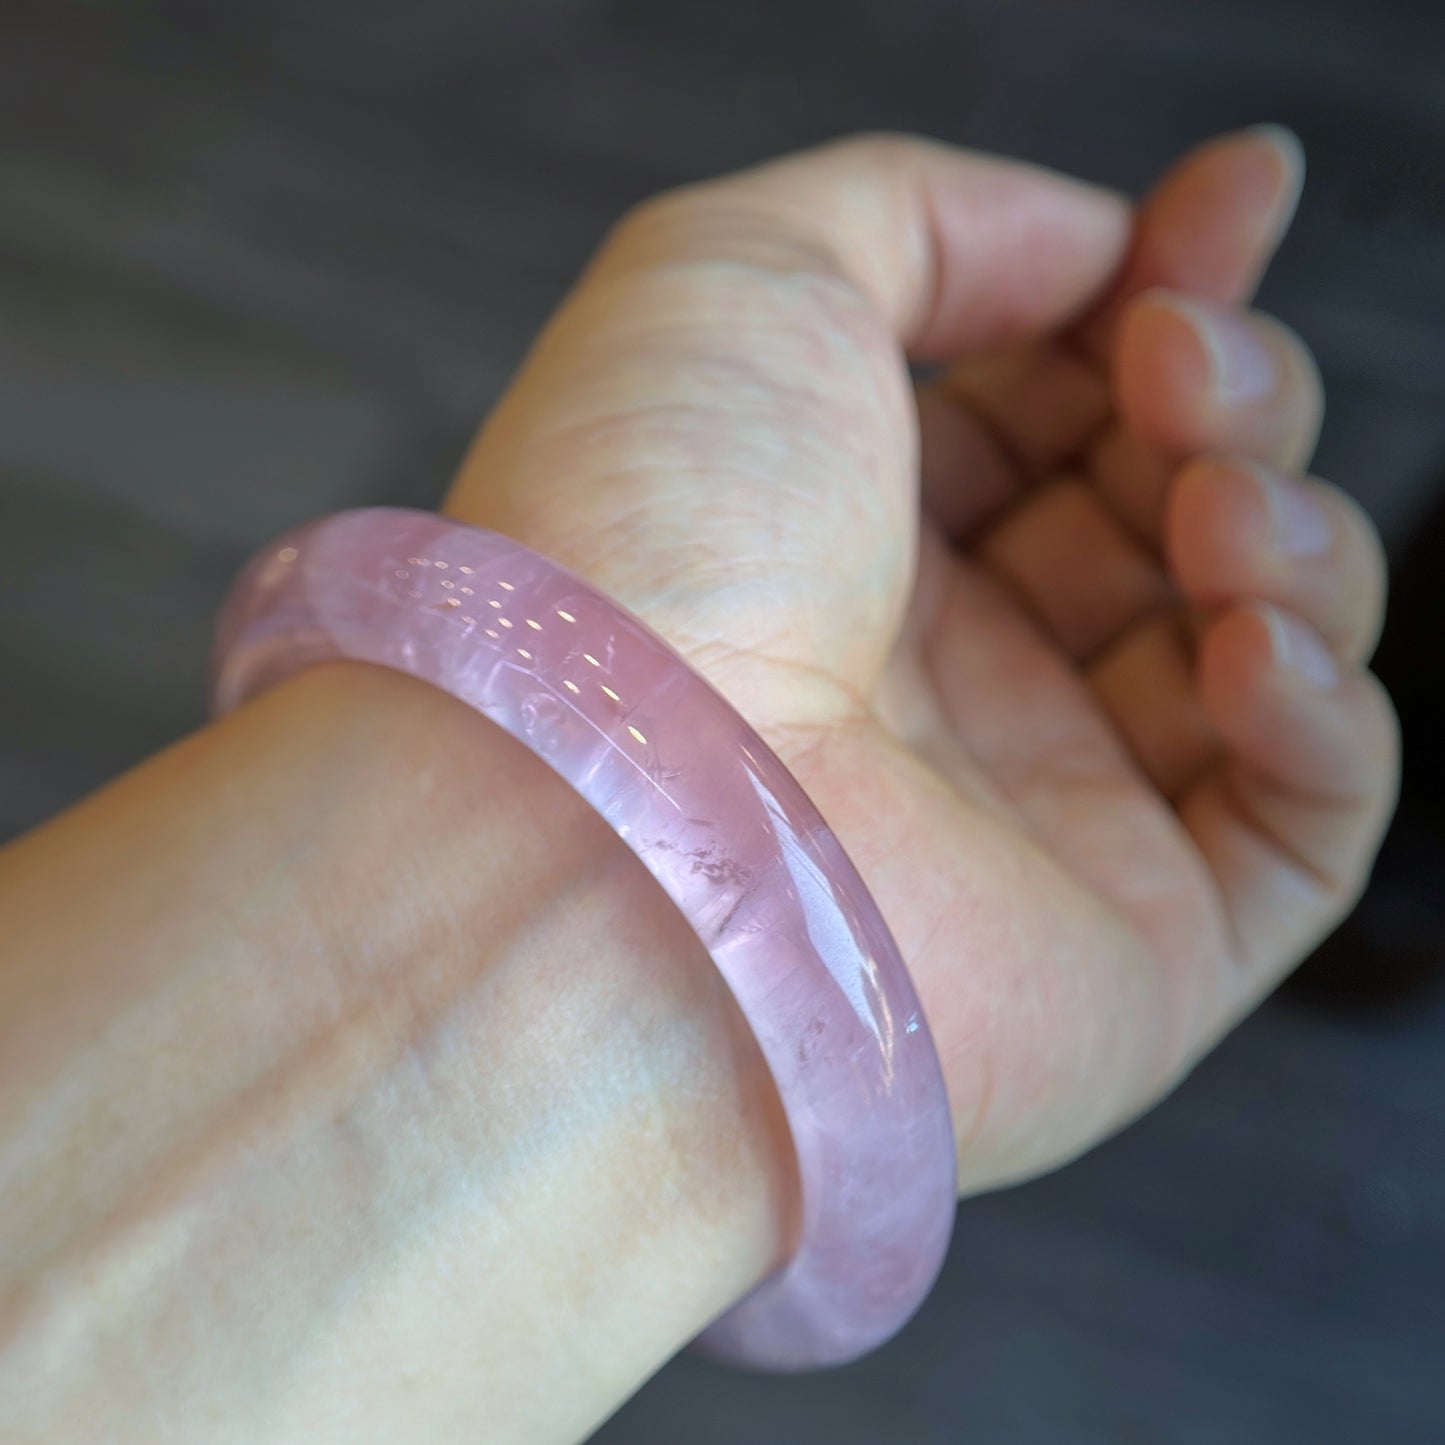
left=450, top=132, right=1394, bottom=1191
left=865, top=464, right=1233, bottom=1188
left=896, top=512, right=1208, bottom=924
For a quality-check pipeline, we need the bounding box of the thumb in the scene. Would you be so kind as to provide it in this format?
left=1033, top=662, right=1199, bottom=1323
left=445, top=134, right=1129, bottom=711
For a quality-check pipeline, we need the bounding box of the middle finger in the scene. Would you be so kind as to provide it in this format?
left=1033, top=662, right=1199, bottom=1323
left=1090, top=292, right=1325, bottom=545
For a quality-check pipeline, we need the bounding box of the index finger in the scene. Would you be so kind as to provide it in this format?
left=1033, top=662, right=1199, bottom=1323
left=1073, top=125, right=1305, bottom=361
left=586, top=132, right=1133, bottom=362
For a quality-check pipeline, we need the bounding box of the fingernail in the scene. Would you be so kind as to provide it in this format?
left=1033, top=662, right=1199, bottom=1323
left=1190, top=301, right=1278, bottom=405
left=1254, top=465, right=1332, bottom=556
left=1246, top=123, right=1306, bottom=232
left=1260, top=605, right=1339, bottom=690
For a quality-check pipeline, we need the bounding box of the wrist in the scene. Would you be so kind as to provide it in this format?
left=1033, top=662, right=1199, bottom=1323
left=0, top=662, right=792, bottom=1442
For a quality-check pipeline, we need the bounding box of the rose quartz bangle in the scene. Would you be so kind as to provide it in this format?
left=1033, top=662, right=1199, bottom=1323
left=211, top=507, right=955, bottom=1370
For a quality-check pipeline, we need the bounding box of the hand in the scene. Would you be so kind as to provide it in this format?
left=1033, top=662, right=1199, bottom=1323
left=445, top=130, right=1398, bottom=1194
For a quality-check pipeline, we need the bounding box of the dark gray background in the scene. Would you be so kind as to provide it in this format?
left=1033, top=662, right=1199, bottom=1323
left=1, top=2, right=1442, bottom=1441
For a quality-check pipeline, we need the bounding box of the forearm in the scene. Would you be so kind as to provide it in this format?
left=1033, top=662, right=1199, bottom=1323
left=0, top=664, right=792, bottom=1443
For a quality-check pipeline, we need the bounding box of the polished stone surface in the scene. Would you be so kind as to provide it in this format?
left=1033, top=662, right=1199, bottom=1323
left=212, top=506, right=958, bottom=1370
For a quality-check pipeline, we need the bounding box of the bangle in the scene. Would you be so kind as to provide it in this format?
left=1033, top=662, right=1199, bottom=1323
left=211, top=507, right=955, bottom=1370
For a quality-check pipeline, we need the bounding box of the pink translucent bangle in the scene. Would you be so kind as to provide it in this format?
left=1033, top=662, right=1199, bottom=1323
left=211, top=507, right=955, bottom=1370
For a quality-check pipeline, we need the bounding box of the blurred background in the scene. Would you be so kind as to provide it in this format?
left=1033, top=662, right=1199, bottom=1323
left=1, top=2, right=1442, bottom=1440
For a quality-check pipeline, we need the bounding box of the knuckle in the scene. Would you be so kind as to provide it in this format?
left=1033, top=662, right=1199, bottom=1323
left=1336, top=487, right=1388, bottom=581
left=602, top=130, right=941, bottom=270
left=600, top=186, right=707, bottom=263
left=1266, top=314, right=1326, bottom=413
left=1319, top=483, right=1388, bottom=658
left=822, top=129, right=935, bottom=170
left=1364, top=670, right=1403, bottom=792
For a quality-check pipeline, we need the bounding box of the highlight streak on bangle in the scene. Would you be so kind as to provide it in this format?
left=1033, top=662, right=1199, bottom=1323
left=211, top=507, right=956, bottom=1371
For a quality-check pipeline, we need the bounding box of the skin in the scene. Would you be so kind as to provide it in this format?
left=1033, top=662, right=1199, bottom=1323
left=0, top=130, right=1397, bottom=1442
